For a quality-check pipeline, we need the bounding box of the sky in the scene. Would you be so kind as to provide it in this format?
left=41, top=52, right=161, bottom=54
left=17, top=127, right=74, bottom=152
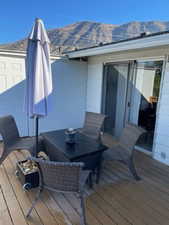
left=1, top=0, right=169, bottom=44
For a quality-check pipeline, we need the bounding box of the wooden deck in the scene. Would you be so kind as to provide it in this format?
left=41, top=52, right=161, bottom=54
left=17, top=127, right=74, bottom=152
left=1, top=149, right=169, bottom=225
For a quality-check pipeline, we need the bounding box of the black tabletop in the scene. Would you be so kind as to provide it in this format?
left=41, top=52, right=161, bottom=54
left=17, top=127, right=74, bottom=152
left=41, top=129, right=107, bottom=161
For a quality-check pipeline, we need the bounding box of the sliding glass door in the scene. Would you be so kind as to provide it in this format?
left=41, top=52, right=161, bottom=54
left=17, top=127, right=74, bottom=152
left=129, top=60, right=163, bottom=151
left=102, top=62, right=130, bottom=137
left=102, top=60, right=163, bottom=152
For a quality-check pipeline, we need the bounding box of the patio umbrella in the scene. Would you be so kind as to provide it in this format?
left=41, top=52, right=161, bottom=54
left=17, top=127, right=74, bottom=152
left=25, top=18, right=52, bottom=156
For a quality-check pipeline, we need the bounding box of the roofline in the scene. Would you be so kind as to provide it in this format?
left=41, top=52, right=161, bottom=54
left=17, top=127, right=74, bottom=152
left=0, top=49, right=61, bottom=60
left=66, top=30, right=169, bottom=58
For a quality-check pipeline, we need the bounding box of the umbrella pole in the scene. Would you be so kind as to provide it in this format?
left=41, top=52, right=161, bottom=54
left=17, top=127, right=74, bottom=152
left=35, top=116, right=39, bottom=157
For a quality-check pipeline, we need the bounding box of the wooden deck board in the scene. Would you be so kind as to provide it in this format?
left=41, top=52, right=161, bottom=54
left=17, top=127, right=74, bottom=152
left=0, top=187, right=13, bottom=225
left=0, top=164, right=28, bottom=225
left=3, top=156, right=44, bottom=225
left=1, top=150, right=169, bottom=225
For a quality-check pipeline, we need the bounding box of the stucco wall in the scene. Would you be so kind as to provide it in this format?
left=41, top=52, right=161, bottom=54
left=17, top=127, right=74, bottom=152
left=30, top=59, right=87, bottom=135
left=0, top=54, right=87, bottom=136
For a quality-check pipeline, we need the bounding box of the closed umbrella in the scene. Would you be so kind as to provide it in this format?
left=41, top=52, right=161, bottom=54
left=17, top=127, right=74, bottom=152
left=25, top=18, right=52, bottom=156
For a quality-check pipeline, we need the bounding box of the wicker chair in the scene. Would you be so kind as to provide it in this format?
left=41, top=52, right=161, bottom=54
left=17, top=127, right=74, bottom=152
left=0, top=115, right=38, bottom=165
left=104, top=123, right=145, bottom=180
left=26, top=157, right=90, bottom=225
left=79, top=112, right=106, bottom=140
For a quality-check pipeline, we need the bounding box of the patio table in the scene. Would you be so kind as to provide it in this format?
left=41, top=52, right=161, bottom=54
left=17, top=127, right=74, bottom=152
left=41, top=129, right=108, bottom=184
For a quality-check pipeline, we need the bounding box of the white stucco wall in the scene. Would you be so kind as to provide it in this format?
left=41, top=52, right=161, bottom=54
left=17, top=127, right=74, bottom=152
left=30, top=59, right=87, bottom=135
left=0, top=54, right=87, bottom=136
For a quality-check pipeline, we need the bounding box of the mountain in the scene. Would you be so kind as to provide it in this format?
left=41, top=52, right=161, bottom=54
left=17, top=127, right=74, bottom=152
left=1, top=21, right=169, bottom=55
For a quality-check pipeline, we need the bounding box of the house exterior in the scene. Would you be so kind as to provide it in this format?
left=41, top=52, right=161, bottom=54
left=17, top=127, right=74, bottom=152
left=1, top=30, right=169, bottom=165
left=66, top=31, right=169, bottom=166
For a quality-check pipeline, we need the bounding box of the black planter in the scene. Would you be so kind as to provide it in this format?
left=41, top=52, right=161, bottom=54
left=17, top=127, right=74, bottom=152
left=16, top=160, right=39, bottom=190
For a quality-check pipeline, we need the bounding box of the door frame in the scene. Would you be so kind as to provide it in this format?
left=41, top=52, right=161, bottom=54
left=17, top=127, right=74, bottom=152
left=129, top=58, right=165, bottom=156
left=101, top=57, right=165, bottom=156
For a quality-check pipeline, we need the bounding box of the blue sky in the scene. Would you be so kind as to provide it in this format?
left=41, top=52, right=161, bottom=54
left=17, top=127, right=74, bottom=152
left=1, top=0, right=169, bottom=44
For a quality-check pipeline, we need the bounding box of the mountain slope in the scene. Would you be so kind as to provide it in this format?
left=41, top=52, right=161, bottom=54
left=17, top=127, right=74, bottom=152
left=1, top=21, right=169, bottom=54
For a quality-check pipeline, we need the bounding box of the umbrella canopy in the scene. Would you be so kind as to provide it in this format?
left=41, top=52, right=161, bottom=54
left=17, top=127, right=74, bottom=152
left=25, top=18, right=52, bottom=155
left=25, top=18, right=52, bottom=118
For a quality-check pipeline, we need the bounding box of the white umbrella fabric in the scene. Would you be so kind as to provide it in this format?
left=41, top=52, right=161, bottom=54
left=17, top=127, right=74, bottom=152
left=25, top=18, right=52, bottom=156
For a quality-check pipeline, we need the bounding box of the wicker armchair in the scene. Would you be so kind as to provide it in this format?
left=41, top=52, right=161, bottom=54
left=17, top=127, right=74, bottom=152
left=26, top=157, right=90, bottom=225
left=79, top=112, right=106, bottom=140
left=104, top=123, right=145, bottom=180
left=0, top=115, right=38, bottom=165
